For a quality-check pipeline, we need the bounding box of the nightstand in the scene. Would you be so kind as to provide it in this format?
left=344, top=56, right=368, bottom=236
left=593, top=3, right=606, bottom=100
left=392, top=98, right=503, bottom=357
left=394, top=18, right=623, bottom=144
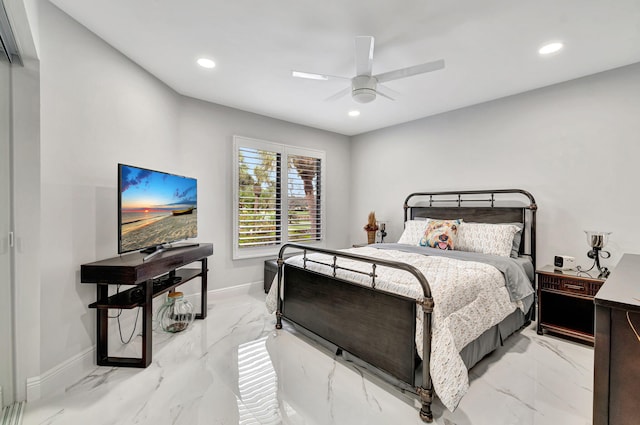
left=536, top=265, right=607, bottom=344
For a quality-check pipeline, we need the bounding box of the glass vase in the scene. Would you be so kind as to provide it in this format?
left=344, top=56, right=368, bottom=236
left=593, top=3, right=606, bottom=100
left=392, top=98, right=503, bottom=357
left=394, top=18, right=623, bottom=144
left=157, top=291, right=195, bottom=333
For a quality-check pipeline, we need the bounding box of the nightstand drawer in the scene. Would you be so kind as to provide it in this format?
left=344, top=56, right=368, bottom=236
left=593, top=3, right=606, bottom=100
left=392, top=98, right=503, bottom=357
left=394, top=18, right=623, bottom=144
left=539, top=273, right=602, bottom=296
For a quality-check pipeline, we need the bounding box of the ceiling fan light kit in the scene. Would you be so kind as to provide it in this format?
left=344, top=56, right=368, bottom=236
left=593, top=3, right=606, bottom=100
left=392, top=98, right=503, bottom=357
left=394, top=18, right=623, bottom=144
left=352, top=75, right=377, bottom=103
left=291, top=36, right=444, bottom=104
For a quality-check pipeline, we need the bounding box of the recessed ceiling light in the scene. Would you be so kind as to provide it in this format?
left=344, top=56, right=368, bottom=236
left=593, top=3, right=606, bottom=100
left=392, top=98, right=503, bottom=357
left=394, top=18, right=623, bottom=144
left=538, top=42, right=563, bottom=55
left=348, top=110, right=360, bottom=117
left=197, top=57, right=216, bottom=69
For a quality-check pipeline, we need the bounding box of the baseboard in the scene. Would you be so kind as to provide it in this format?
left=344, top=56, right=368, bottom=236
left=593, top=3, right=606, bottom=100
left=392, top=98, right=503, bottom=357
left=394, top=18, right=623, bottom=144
left=25, top=282, right=264, bottom=402
left=204, top=281, right=263, bottom=300
left=26, top=345, right=95, bottom=402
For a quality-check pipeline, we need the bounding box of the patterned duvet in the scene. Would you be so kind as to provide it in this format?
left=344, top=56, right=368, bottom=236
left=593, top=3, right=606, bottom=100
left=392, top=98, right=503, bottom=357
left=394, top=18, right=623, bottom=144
left=265, top=246, right=532, bottom=411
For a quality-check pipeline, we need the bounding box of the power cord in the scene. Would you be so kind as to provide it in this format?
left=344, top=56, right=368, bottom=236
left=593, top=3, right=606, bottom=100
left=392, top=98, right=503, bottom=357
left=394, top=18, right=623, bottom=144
left=108, top=285, right=123, bottom=318
left=117, top=307, right=141, bottom=344
left=575, top=264, right=595, bottom=273
left=627, top=311, right=640, bottom=343
left=107, top=284, right=142, bottom=344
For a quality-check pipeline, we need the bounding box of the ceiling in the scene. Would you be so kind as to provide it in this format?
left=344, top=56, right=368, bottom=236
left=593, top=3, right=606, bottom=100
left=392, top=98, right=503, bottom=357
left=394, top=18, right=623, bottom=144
left=49, top=0, right=640, bottom=136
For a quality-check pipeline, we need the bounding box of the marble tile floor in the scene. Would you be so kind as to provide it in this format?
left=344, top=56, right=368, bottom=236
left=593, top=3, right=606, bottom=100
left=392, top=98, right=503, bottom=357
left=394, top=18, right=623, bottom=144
left=22, top=291, right=593, bottom=425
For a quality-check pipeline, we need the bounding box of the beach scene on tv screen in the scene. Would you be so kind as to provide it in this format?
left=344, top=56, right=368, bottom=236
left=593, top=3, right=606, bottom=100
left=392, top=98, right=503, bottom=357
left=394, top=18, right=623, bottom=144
left=120, top=165, right=197, bottom=252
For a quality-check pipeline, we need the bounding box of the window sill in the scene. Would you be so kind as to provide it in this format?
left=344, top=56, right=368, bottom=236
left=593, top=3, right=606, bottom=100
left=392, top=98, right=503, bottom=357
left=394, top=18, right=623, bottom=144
left=233, top=241, right=324, bottom=260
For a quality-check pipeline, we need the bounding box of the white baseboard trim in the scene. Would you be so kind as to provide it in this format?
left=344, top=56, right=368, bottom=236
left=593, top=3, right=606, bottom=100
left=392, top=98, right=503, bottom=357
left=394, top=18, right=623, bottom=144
left=25, top=282, right=264, bottom=402
left=26, top=345, right=95, bottom=402
left=205, top=281, right=263, bottom=300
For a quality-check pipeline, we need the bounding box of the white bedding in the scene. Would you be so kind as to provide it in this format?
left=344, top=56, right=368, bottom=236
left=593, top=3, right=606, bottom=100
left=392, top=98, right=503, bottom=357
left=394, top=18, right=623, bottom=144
left=265, top=246, right=524, bottom=411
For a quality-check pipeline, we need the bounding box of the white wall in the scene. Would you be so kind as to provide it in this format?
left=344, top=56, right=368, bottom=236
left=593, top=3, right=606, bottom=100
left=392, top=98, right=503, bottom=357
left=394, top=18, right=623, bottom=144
left=39, top=0, right=181, bottom=376
left=350, top=62, right=640, bottom=270
left=37, top=2, right=350, bottom=378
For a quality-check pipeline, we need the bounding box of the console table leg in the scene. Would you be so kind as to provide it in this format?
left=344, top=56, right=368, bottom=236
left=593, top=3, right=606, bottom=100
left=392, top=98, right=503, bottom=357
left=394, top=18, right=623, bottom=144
left=141, top=279, right=153, bottom=367
left=198, top=258, right=208, bottom=319
left=96, top=284, right=109, bottom=365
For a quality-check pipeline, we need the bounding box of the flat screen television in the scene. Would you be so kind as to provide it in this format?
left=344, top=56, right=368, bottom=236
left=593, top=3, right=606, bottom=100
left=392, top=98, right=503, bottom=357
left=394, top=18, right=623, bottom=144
left=118, top=164, right=197, bottom=255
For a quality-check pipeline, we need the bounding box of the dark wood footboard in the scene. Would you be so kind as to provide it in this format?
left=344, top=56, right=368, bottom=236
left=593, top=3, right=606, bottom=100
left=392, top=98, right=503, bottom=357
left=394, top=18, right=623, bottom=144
left=283, top=264, right=418, bottom=384
left=275, top=244, right=435, bottom=422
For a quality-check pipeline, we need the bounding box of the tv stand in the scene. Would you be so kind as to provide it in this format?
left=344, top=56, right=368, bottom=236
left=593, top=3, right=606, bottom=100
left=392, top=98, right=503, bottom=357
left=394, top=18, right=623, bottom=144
left=81, top=243, right=213, bottom=368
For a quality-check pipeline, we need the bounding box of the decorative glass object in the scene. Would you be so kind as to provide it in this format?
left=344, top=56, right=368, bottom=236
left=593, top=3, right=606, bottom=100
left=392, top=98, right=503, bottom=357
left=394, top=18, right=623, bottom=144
left=157, top=292, right=195, bottom=333
left=584, top=231, right=612, bottom=277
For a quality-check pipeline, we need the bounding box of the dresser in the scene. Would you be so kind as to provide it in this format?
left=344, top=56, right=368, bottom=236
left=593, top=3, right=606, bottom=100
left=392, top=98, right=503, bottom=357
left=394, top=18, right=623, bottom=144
left=593, top=253, right=640, bottom=425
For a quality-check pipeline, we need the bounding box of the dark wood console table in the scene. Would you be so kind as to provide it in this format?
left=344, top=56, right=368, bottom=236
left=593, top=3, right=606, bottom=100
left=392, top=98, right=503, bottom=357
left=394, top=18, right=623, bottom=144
left=81, top=243, right=213, bottom=368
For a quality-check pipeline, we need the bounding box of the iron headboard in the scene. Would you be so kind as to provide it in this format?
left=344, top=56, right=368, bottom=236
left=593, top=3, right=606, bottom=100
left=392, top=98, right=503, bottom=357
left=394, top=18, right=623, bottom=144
left=403, top=189, right=537, bottom=268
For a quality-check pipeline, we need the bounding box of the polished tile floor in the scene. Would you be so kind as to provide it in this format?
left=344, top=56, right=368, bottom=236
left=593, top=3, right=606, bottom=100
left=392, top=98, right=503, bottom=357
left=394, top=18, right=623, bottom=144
left=23, top=290, right=593, bottom=425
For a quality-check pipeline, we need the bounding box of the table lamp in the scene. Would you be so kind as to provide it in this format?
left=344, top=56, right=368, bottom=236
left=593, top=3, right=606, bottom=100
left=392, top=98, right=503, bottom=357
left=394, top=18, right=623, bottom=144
left=585, top=230, right=611, bottom=278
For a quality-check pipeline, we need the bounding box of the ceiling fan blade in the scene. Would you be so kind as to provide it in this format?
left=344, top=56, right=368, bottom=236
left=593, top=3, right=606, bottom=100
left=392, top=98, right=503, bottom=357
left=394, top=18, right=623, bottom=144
left=355, top=36, right=375, bottom=76
left=376, top=86, right=396, bottom=101
left=374, top=59, right=445, bottom=83
left=324, top=86, right=351, bottom=102
left=377, top=83, right=401, bottom=97
left=291, top=70, right=350, bottom=81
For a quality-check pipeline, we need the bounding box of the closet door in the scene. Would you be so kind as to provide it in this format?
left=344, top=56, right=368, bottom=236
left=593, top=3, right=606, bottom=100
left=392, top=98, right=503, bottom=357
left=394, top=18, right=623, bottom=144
left=0, top=52, right=13, bottom=407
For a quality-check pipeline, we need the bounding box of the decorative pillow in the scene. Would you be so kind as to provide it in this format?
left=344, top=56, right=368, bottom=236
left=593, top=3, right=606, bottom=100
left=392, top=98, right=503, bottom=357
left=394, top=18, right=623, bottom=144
left=397, top=219, right=430, bottom=245
left=456, top=222, right=520, bottom=257
left=419, top=219, right=461, bottom=250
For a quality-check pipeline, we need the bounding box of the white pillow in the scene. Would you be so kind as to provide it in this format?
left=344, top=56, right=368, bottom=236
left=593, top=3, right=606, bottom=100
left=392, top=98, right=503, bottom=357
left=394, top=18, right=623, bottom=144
left=397, top=219, right=430, bottom=245
left=456, top=222, right=520, bottom=257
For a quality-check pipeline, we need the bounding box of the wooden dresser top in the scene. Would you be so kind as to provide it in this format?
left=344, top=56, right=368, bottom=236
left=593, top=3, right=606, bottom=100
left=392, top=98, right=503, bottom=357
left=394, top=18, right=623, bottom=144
left=594, top=253, right=640, bottom=312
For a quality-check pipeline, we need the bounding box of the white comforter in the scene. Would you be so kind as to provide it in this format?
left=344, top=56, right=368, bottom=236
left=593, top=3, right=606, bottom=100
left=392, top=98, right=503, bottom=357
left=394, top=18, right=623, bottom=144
left=265, top=246, right=523, bottom=411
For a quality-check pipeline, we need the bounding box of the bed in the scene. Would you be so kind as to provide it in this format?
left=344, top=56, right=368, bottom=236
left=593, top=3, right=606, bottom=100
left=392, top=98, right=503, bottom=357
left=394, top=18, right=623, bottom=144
left=266, top=189, right=537, bottom=422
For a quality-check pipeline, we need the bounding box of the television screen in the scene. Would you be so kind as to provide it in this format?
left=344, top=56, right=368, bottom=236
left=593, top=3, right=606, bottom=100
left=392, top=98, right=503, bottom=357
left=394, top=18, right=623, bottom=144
left=118, top=164, right=197, bottom=254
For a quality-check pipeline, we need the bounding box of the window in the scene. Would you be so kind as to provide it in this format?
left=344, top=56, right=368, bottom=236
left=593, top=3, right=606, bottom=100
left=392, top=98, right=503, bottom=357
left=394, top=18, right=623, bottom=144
left=233, top=136, right=325, bottom=259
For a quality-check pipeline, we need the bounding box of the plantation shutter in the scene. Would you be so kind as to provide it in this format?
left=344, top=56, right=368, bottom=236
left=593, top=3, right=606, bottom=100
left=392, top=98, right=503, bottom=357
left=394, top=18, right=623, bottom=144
left=234, top=136, right=325, bottom=259
left=237, top=147, right=281, bottom=248
left=287, top=154, right=322, bottom=242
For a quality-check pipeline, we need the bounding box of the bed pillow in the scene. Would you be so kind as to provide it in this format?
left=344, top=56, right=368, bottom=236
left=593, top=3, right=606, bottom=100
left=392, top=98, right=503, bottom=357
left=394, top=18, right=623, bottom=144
left=456, top=222, right=520, bottom=257
left=397, top=219, right=430, bottom=245
left=419, top=219, right=461, bottom=250
left=510, top=223, right=524, bottom=258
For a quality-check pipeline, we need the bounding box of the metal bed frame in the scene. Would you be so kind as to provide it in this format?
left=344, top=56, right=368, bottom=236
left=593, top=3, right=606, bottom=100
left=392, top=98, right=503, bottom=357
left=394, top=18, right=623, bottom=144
left=274, top=189, right=537, bottom=422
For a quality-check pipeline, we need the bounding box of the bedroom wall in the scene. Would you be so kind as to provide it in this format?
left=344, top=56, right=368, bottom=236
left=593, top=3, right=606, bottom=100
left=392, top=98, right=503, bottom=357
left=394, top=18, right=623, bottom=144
left=350, top=62, right=640, bottom=271
left=37, top=1, right=350, bottom=383
left=39, top=0, right=182, bottom=378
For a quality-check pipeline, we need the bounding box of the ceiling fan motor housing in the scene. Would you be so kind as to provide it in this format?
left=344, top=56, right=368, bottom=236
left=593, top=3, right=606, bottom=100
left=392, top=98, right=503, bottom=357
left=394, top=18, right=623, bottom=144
left=352, top=75, right=377, bottom=103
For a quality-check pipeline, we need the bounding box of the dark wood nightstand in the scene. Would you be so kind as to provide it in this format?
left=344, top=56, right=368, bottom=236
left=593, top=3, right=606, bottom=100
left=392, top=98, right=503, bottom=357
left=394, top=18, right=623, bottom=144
left=536, top=265, right=607, bottom=344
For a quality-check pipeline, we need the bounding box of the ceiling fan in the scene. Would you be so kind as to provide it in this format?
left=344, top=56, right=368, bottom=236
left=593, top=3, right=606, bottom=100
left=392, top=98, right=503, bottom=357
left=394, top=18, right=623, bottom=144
left=292, top=36, right=445, bottom=104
